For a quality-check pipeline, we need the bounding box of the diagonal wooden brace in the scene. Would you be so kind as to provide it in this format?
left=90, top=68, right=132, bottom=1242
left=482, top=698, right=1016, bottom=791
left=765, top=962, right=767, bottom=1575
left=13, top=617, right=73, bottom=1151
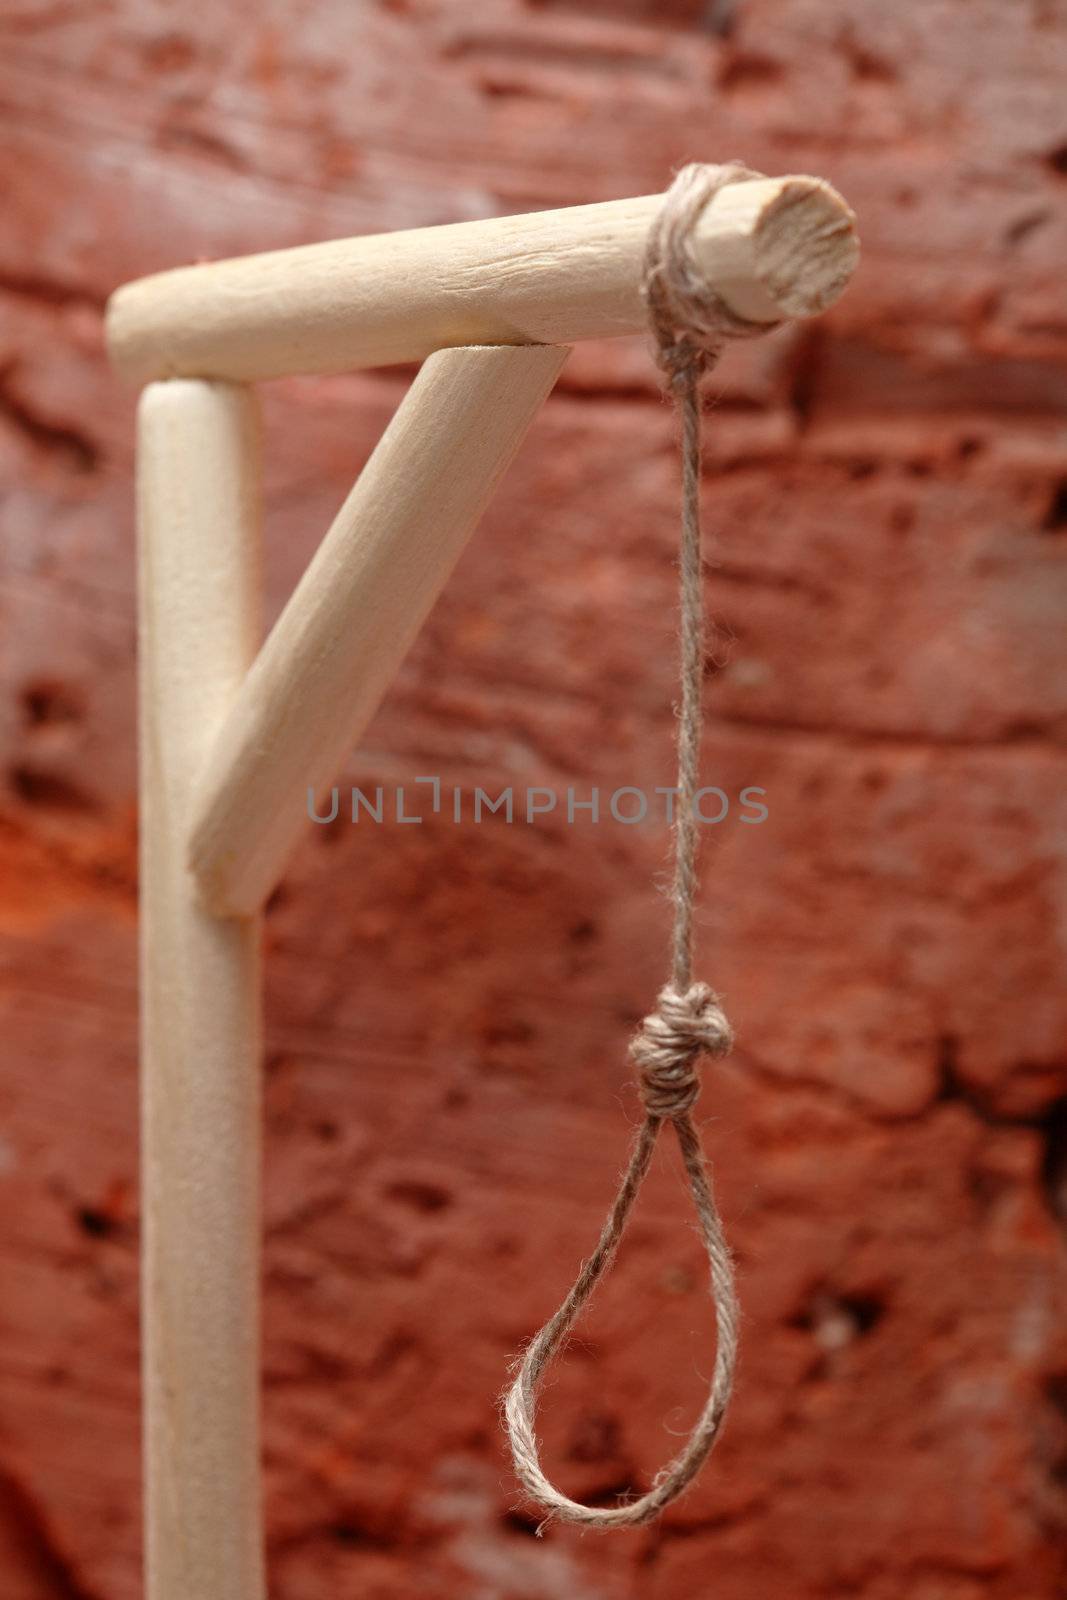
left=189, top=343, right=567, bottom=917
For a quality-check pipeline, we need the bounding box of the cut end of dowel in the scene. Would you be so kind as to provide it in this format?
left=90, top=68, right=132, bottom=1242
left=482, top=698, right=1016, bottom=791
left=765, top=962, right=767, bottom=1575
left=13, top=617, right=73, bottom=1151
left=753, top=176, right=859, bottom=319
left=692, top=174, right=858, bottom=326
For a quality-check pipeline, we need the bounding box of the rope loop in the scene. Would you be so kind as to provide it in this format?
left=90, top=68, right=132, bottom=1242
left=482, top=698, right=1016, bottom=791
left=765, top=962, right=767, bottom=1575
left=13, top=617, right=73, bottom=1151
left=503, top=162, right=757, bottom=1530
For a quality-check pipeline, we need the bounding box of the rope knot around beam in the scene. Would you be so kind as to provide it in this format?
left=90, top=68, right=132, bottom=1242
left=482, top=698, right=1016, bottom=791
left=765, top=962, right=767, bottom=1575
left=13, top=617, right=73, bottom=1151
left=642, top=161, right=775, bottom=393
left=630, top=981, right=733, bottom=1120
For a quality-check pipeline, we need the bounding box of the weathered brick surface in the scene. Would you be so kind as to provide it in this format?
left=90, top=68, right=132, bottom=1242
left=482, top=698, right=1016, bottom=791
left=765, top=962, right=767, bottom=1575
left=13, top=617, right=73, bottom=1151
left=1, top=1, right=1066, bottom=1595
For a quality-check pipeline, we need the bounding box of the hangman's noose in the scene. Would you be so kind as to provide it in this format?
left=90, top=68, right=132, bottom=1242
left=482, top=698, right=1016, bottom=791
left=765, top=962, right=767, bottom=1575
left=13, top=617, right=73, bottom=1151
left=503, top=163, right=773, bottom=1529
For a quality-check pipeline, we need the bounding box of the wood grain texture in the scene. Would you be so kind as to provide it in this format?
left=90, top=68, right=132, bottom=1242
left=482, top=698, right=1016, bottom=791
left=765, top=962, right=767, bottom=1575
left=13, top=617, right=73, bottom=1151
left=106, top=175, right=857, bottom=385
left=189, top=343, right=568, bottom=916
left=137, top=380, right=264, bottom=1600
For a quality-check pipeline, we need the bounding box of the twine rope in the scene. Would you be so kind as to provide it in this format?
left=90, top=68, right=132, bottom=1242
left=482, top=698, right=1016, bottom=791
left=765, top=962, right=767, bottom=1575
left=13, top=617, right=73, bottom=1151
left=504, top=164, right=770, bottom=1529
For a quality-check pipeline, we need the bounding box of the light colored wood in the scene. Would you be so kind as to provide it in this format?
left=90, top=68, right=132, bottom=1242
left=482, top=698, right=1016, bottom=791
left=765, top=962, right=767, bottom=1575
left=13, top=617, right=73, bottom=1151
left=188, top=343, right=567, bottom=918
left=137, top=380, right=264, bottom=1600
left=107, top=174, right=857, bottom=386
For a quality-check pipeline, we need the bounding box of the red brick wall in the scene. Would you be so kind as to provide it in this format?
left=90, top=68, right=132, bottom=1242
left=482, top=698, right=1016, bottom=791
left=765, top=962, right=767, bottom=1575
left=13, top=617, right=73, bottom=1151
left=2, top=2, right=1066, bottom=1595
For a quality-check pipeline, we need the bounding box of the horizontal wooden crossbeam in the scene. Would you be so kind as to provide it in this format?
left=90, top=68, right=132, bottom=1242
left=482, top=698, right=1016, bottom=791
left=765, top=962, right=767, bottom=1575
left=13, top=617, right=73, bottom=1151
left=107, top=174, right=857, bottom=385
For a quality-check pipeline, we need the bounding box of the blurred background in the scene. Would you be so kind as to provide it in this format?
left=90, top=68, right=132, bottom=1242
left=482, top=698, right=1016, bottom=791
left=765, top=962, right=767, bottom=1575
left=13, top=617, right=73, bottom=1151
left=2, top=0, right=1067, bottom=1596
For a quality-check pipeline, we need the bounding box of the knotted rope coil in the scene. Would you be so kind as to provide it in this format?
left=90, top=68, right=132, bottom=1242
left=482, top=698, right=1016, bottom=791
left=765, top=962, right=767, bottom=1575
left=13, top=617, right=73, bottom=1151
left=504, top=163, right=768, bottom=1529
left=631, top=979, right=734, bottom=1120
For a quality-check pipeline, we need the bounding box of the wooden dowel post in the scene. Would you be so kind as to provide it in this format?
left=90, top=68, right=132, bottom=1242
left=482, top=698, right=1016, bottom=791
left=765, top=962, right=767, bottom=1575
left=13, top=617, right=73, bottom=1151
left=137, top=380, right=264, bottom=1600
left=189, top=343, right=567, bottom=917
left=107, top=175, right=857, bottom=385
